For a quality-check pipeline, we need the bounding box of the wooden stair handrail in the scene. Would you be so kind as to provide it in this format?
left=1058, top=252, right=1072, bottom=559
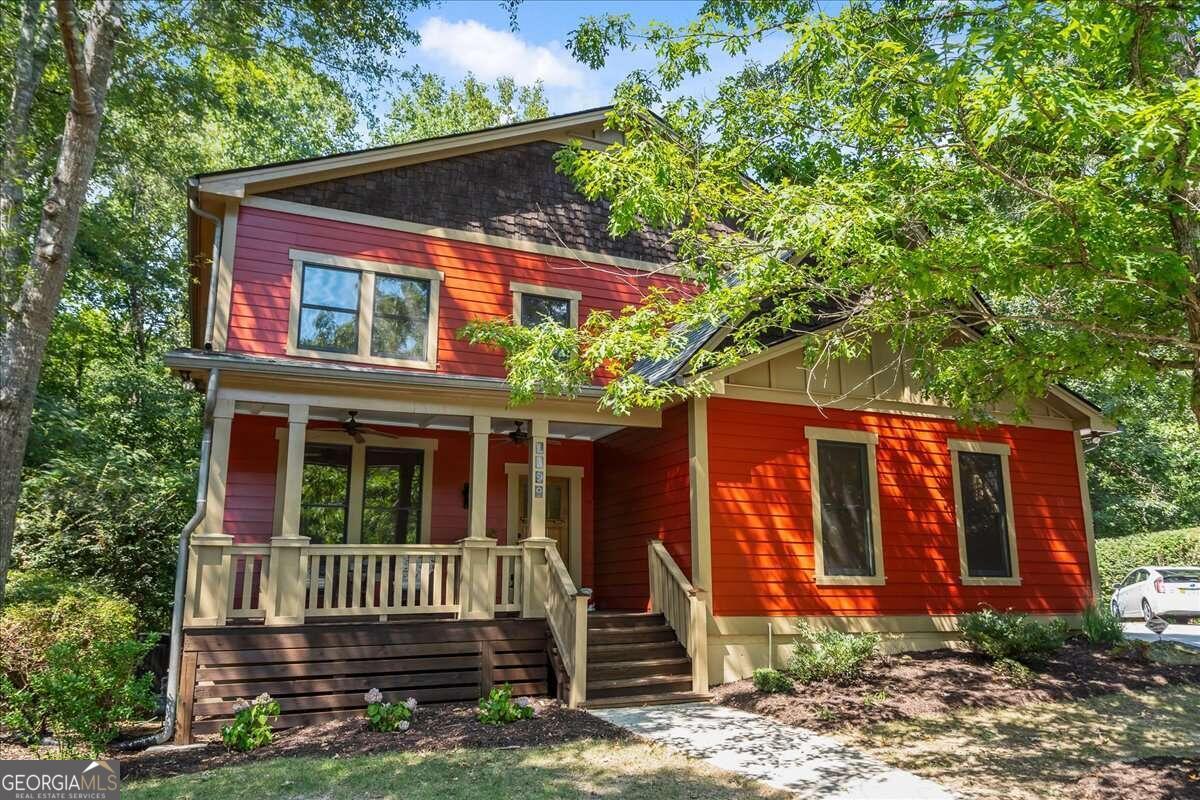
left=543, top=544, right=588, bottom=708
left=647, top=539, right=709, bottom=695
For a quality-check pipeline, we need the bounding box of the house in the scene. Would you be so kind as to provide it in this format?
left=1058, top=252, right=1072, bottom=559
left=167, top=107, right=1113, bottom=741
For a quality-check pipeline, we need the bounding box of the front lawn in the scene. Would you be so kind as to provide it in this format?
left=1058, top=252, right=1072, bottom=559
left=843, top=684, right=1200, bottom=800
left=124, top=740, right=788, bottom=800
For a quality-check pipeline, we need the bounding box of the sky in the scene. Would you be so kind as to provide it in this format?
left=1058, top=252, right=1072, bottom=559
left=390, top=0, right=794, bottom=116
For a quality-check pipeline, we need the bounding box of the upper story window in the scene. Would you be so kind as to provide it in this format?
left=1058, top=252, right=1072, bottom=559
left=949, top=439, right=1021, bottom=586
left=288, top=249, right=442, bottom=369
left=511, top=281, right=580, bottom=328
left=805, top=426, right=885, bottom=585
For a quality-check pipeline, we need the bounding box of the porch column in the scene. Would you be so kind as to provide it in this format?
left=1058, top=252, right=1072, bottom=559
left=266, top=403, right=310, bottom=626
left=526, top=418, right=549, bottom=540
left=201, top=398, right=236, bottom=533
left=467, top=414, right=490, bottom=539
left=279, top=404, right=309, bottom=537
left=459, top=414, right=496, bottom=619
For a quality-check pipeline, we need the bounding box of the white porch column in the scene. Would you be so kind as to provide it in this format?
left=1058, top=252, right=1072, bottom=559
left=279, top=404, right=309, bottom=537
left=201, top=398, right=236, bottom=533
left=526, top=418, right=549, bottom=540
left=468, top=414, right=491, bottom=539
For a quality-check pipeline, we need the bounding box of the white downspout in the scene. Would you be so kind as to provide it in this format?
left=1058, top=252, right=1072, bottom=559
left=119, top=367, right=219, bottom=749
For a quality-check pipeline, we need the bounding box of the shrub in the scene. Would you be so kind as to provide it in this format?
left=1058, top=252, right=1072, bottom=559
left=0, top=583, right=155, bottom=757
left=751, top=668, right=793, bottom=694
left=960, top=608, right=1068, bottom=668
left=993, top=657, right=1036, bottom=687
left=363, top=688, right=416, bottom=733
left=477, top=684, right=534, bottom=725
left=785, top=623, right=880, bottom=685
left=1080, top=603, right=1125, bottom=647
left=1095, top=527, right=1200, bottom=595
left=221, top=694, right=280, bottom=751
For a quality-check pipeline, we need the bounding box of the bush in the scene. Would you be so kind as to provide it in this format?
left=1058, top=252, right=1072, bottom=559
left=477, top=685, right=534, bottom=725
left=0, top=584, right=155, bottom=756
left=751, top=668, right=794, bottom=694
left=363, top=688, right=415, bottom=733
left=960, top=608, right=1068, bottom=668
left=221, top=694, right=279, bottom=752
left=785, top=624, right=880, bottom=685
left=1095, top=527, right=1200, bottom=595
left=1080, top=603, right=1125, bottom=647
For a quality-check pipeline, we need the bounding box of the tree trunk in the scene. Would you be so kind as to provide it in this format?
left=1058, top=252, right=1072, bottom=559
left=0, top=0, right=56, bottom=322
left=0, top=0, right=123, bottom=607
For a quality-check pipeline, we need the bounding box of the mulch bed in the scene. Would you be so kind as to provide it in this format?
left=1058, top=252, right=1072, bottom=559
left=2, top=699, right=629, bottom=781
left=713, top=639, right=1200, bottom=731
left=1074, top=756, right=1200, bottom=799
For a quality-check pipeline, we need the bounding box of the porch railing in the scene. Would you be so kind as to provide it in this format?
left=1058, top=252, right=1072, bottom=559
left=543, top=545, right=588, bottom=707
left=183, top=536, right=541, bottom=627
left=647, top=540, right=709, bottom=695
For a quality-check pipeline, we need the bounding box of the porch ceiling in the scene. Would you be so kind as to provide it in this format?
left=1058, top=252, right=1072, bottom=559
left=232, top=401, right=624, bottom=441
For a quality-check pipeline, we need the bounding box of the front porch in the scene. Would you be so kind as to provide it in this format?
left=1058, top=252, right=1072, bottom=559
left=177, top=369, right=708, bottom=732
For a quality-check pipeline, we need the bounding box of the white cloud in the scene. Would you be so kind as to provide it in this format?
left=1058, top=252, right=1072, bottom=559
left=417, top=17, right=586, bottom=89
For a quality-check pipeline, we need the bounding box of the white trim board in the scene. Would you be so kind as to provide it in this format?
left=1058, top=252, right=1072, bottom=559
left=240, top=196, right=675, bottom=275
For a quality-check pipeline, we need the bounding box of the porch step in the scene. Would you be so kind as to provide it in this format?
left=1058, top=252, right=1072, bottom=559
left=588, top=640, right=687, bottom=663
left=587, top=625, right=677, bottom=645
left=582, top=691, right=711, bottom=710
left=587, top=612, right=667, bottom=629
left=588, top=657, right=691, bottom=681
left=586, top=673, right=694, bottom=699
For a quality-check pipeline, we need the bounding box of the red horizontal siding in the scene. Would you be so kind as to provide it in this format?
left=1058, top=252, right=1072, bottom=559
left=706, top=397, right=1093, bottom=617
left=225, top=206, right=682, bottom=378
left=593, top=404, right=691, bottom=611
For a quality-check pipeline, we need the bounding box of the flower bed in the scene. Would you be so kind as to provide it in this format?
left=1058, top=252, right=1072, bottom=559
left=117, top=699, right=627, bottom=781
left=714, top=640, right=1200, bottom=731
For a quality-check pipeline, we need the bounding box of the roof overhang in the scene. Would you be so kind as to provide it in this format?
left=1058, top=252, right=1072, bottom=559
left=190, top=106, right=617, bottom=199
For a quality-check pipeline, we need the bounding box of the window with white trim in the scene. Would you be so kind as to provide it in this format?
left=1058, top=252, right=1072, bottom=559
left=511, top=281, right=580, bottom=328
left=805, top=426, right=885, bottom=584
left=949, top=439, right=1020, bottom=585
left=288, top=249, right=441, bottom=368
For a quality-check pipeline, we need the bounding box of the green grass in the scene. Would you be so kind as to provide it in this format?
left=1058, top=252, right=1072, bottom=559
left=843, top=685, right=1200, bottom=800
left=124, top=740, right=787, bottom=800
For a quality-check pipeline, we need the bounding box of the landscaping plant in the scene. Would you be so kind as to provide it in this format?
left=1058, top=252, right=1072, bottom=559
left=363, top=688, right=416, bottom=733
left=0, top=580, right=155, bottom=756
left=751, top=668, right=794, bottom=694
left=785, top=623, right=880, bottom=685
left=477, top=684, right=535, bottom=725
left=1080, top=603, right=1126, bottom=648
left=960, top=608, right=1069, bottom=669
left=221, top=693, right=280, bottom=752
left=1095, top=527, right=1200, bottom=594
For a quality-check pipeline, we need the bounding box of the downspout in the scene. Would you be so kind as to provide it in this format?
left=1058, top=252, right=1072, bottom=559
left=188, top=197, right=223, bottom=351
left=120, top=367, right=221, bottom=749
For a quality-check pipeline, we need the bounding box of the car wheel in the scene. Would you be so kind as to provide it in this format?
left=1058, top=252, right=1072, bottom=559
left=1110, top=598, right=1122, bottom=620
left=1142, top=598, right=1154, bottom=623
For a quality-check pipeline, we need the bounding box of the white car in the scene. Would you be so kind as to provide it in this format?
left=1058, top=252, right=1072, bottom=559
left=1111, top=566, right=1200, bottom=623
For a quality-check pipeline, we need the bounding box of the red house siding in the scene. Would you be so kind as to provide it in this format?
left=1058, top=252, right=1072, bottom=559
left=593, top=404, right=691, bottom=611
left=220, top=415, right=595, bottom=587
left=706, top=397, right=1093, bottom=618
left=225, top=205, right=680, bottom=377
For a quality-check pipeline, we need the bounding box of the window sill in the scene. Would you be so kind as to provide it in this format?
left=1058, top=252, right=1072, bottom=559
left=287, top=345, right=436, bottom=371
left=815, top=575, right=887, bottom=586
left=960, top=576, right=1022, bottom=587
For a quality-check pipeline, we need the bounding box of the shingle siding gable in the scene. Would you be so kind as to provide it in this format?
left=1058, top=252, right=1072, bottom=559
left=263, top=141, right=678, bottom=265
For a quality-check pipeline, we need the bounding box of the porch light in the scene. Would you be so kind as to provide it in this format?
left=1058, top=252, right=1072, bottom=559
left=179, top=370, right=196, bottom=392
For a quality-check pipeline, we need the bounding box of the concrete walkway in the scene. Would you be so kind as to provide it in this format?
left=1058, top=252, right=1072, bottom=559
left=1123, top=621, right=1200, bottom=650
left=590, top=703, right=956, bottom=800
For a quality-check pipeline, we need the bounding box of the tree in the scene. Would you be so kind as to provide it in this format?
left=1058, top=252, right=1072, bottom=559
left=379, top=68, right=549, bottom=143
left=0, top=0, right=432, bottom=607
left=468, top=0, right=1200, bottom=451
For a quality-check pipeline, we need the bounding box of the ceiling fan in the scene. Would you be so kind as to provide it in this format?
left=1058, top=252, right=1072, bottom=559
left=340, top=410, right=401, bottom=443
left=489, top=420, right=562, bottom=446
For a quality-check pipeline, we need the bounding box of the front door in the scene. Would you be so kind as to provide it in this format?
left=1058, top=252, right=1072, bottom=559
left=518, top=475, right=571, bottom=568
